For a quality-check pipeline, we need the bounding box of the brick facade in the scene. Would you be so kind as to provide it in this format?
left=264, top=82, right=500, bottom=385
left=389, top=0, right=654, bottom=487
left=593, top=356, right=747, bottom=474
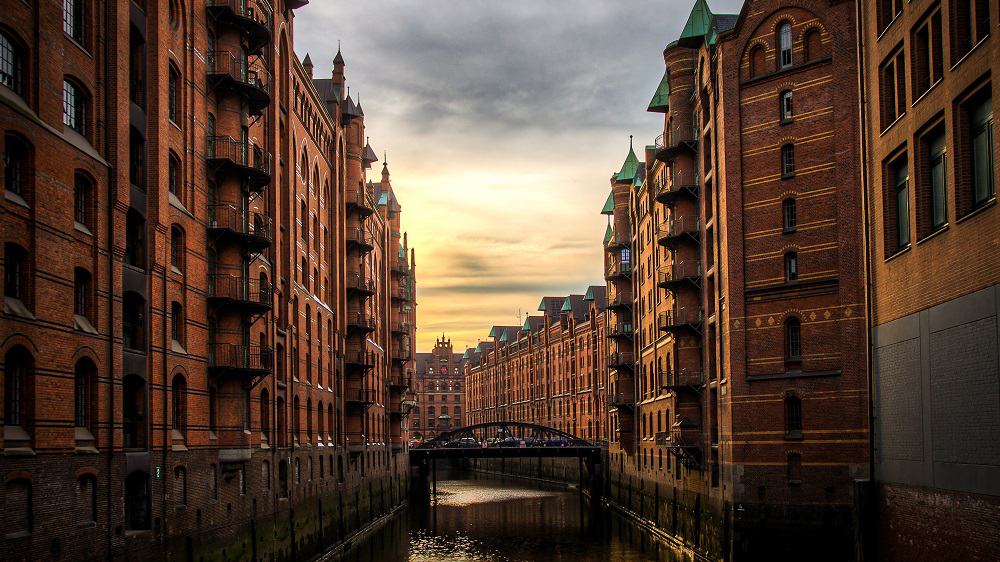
left=0, top=1, right=415, bottom=560
left=411, top=336, right=464, bottom=440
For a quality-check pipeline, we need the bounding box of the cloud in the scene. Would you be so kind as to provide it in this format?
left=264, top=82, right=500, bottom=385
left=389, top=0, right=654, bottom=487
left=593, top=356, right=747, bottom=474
left=292, top=1, right=744, bottom=348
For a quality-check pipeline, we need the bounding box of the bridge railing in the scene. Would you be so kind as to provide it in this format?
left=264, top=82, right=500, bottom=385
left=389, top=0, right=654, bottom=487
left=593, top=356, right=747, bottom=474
left=415, top=421, right=595, bottom=450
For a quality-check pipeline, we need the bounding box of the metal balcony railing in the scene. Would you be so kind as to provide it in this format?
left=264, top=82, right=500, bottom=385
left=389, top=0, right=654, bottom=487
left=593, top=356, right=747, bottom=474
left=209, top=343, right=273, bottom=373
left=657, top=216, right=700, bottom=246
left=208, top=203, right=273, bottom=248
left=606, top=323, right=634, bottom=339
left=605, top=393, right=635, bottom=408
left=658, top=261, right=702, bottom=287
left=344, top=349, right=376, bottom=369
left=207, top=51, right=271, bottom=95
left=208, top=274, right=273, bottom=309
left=205, top=0, right=273, bottom=54
left=607, top=352, right=634, bottom=369
left=346, top=310, right=377, bottom=331
left=657, top=309, right=705, bottom=332
left=346, top=189, right=375, bottom=215
left=206, top=136, right=272, bottom=190
left=605, top=260, right=633, bottom=279
left=346, top=271, right=376, bottom=295
left=346, top=227, right=375, bottom=251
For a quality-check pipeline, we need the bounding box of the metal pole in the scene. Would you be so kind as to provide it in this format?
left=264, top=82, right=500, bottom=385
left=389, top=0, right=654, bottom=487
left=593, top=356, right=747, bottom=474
left=432, top=458, right=437, bottom=503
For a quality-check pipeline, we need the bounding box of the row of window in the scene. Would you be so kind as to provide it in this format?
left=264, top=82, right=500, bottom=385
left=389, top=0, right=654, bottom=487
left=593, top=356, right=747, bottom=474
left=748, top=21, right=827, bottom=79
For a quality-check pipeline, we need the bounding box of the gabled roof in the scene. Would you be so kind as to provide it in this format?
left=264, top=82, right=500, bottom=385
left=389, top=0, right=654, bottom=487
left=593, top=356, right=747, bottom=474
left=584, top=285, right=607, bottom=310
left=647, top=68, right=670, bottom=113
left=615, top=140, right=640, bottom=183
left=522, top=315, right=545, bottom=332
left=601, top=191, right=615, bottom=215
left=537, top=297, right=564, bottom=319
left=678, top=0, right=713, bottom=48
left=562, top=294, right=588, bottom=322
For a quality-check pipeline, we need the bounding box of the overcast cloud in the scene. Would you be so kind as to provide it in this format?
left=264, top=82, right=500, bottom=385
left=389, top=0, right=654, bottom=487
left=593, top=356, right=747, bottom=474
left=293, top=1, right=744, bottom=350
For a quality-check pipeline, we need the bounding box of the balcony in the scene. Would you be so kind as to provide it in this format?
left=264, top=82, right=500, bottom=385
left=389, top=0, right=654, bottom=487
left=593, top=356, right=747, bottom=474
left=661, top=370, right=706, bottom=394
left=346, top=227, right=375, bottom=253
left=392, top=284, right=412, bottom=302
left=653, top=173, right=699, bottom=205
left=657, top=261, right=702, bottom=291
left=344, top=431, right=366, bottom=454
left=208, top=274, right=273, bottom=314
left=206, top=136, right=271, bottom=193
left=345, top=387, right=377, bottom=408
left=206, top=51, right=271, bottom=116
left=605, top=393, right=635, bottom=410
left=655, top=431, right=671, bottom=446
left=390, top=318, right=412, bottom=334
left=346, top=310, right=377, bottom=333
left=388, top=374, right=411, bottom=390
left=344, top=349, right=376, bottom=370
left=667, top=418, right=703, bottom=469
left=606, top=292, right=631, bottom=311
left=206, top=0, right=272, bottom=55
left=605, top=232, right=629, bottom=251
left=209, top=344, right=273, bottom=378
left=654, top=131, right=697, bottom=163
left=607, top=352, right=634, bottom=370
left=208, top=204, right=272, bottom=253
left=656, top=216, right=700, bottom=248
left=392, top=348, right=412, bottom=363
left=657, top=309, right=705, bottom=335
left=391, top=256, right=409, bottom=274
left=346, top=272, right=376, bottom=297
left=605, top=260, right=633, bottom=281
left=345, top=189, right=375, bottom=218
left=606, top=323, right=634, bottom=341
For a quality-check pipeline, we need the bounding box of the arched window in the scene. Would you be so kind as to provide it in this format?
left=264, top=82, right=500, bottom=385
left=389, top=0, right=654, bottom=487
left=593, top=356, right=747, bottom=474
left=750, top=45, right=766, bottom=78
left=125, top=209, right=146, bottom=269
left=804, top=29, right=823, bottom=61
left=260, top=389, right=270, bottom=441
left=781, top=144, right=795, bottom=177
left=4, top=133, right=32, bottom=204
left=293, top=396, right=301, bottom=443
left=327, top=403, right=334, bottom=440
left=74, top=172, right=93, bottom=229
left=785, top=318, right=802, bottom=363
left=4, top=478, right=31, bottom=535
left=276, top=396, right=286, bottom=448
left=168, top=152, right=182, bottom=205
left=4, top=346, right=33, bottom=442
left=77, top=474, right=97, bottom=523
left=778, top=22, right=793, bottom=68
left=129, top=127, right=145, bottom=190
left=782, top=199, right=797, bottom=232
left=0, top=30, right=26, bottom=95
left=785, top=395, right=803, bottom=437
left=167, top=64, right=180, bottom=123
left=171, top=374, right=186, bottom=434
left=170, top=301, right=184, bottom=346
left=123, top=375, right=147, bottom=449
left=124, top=471, right=151, bottom=530
left=4, top=242, right=29, bottom=312
left=784, top=251, right=798, bottom=282
left=63, top=79, right=88, bottom=135
left=306, top=397, right=313, bottom=440
left=170, top=225, right=184, bottom=273
left=317, top=400, right=324, bottom=440
left=173, top=466, right=187, bottom=506
left=74, top=358, right=96, bottom=430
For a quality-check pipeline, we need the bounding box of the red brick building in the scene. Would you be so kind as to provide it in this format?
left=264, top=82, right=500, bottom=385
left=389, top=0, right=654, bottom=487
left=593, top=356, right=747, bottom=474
left=0, top=1, right=415, bottom=560
left=859, top=1, right=1000, bottom=560
left=411, top=335, right=464, bottom=440
left=464, top=287, right=609, bottom=443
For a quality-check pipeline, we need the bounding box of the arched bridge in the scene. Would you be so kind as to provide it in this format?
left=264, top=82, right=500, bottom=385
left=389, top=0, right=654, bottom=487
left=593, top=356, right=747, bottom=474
left=410, top=421, right=602, bottom=464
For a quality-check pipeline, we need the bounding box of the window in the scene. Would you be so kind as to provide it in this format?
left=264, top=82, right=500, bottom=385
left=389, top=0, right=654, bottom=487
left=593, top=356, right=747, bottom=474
left=969, top=93, right=995, bottom=208
left=785, top=318, right=802, bottom=362
left=778, top=22, right=793, bottom=68
left=785, top=395, right=803, bottom=437
left=74, top=173, right=92, bottom=228
left=887, top=155, right=911, bottom=252
left=173, top=467, right=187, bottom=507
left=171, top=374, right=186, bottom=433
left=168, top=65, right=180, bottom=124
left=168, top=153, right=181, bottom=204
left=750, top=45, right=766, bottom=78
left=122, top=375, right=147, bottom=449
left=63, top=80, right=86, bottom=135
left=4, top=133, right=31, bottom=202
left=780, top=90, right=793, bottom=123
left=781, top=144, right=795, bottom=177
left=880, top=48, right=907, bottom=130
left=878, top=1, right=904, bottom=30
left=3, top=346, right=32, bottom=434
left=209, top=386, right=218, bottom=435
left=74, top=359, right=95, bottom=430
left=129, top=128, right=146, bottom=190
left=77, top=475, right=97, bottom=523
left=260, top=389, right=270, bottom=441
left=784, top=252, right=798, bottom=282
left=919, top=126, right=948, bottom=235
left=243, top=387, right=251, bottom=432
left=782, top=199, right=797, bottom=232
left=4, top=478, right=31, bottom=537
left=912, top=9, right=943, bottom=100
left=0, top=31, right=24, bottom=95
left=170, top=226, right=184, bottom=272
left=787, top=453, right=802, bottom=484
left=5, top=242, right=29, bottom=305
left=74, top=267, right=91, bottom=319
left=951, top=0, right=990, bottom=62
left=123, top=292, right=145, bottom=351
left=125, top=209, right=146, bottom=269
left=64, top=0, right=85, bottom=45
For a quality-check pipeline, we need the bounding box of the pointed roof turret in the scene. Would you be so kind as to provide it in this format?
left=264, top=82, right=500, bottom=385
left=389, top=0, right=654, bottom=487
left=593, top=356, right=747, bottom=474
left=303, top=53, right=313, bottom=67
left=615, top=136, right=640, bottom=183
left=601, top=191, right=614, bottom=214
left=647, top=68, right=670, bottom=113
left=362, top=137, right=378, bottom=167
left=333, top=42, right=345, bottom=65
left=678, top=0, right=714, bottom=48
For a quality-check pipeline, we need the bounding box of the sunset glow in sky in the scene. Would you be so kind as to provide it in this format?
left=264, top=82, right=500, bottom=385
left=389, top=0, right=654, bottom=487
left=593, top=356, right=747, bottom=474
left=295, top=1, right=743, bottom=351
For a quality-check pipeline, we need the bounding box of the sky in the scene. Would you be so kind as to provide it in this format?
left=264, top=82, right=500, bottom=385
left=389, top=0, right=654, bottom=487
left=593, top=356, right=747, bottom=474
left=294, top=1, right=744, bottom=352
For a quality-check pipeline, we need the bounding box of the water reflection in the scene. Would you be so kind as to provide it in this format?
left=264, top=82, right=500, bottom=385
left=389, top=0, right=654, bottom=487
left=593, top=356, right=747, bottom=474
left=336, top=472, right=697, bottom=562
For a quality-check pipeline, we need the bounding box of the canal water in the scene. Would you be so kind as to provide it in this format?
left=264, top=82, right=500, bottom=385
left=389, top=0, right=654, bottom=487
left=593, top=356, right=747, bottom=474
left=334, top=471, right=697, bottom=562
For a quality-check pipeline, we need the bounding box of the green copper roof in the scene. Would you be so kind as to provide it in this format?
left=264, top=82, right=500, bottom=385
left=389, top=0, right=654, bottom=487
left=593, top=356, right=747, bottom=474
left=500, top=330, right=509, bottom=342
left=377, top=192, right=388, bottom=206
left=601, top=191, right=615, bottom=215
left=647, top=68, right=671, bottom=113
left=615, top=140, right=640, bottom=182
left=584, top=286, right=595, bottom=302
left=522, top=317, right=532, bottom=330
left=678, top=0, right=713, bottom=48
left=561, top=297, right=573, bottom=312
left=603, top=224, right=613, bottom=243
left=488, top=326, right=498, bottom=338
left=462, top=349, right=470, bottom=360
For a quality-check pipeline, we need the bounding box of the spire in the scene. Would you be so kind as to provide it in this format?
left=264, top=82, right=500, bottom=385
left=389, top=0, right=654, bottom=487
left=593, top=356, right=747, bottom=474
left=647, top=67, right=670, bottom=113
left=333, top=41, right=345, bottom=65
left=614, top=136, right=640, bottom=183
left=678, top=0, right=714, bottom=48
left=601, top=191, right=614, bottom=215
left=302, top=53, right=314, bottom=78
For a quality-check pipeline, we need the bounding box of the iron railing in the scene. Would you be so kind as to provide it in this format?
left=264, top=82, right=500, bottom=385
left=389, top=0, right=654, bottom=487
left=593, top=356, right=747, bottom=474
left=206, top=135, right=272, bottom=176
left=210, top=343, right=273, bottom=372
